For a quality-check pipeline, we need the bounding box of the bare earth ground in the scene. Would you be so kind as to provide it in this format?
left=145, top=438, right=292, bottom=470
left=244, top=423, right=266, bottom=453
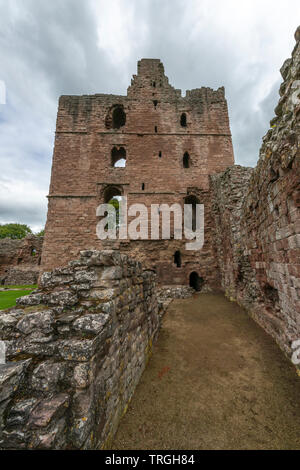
left=111, top=293, right=300, bottom=450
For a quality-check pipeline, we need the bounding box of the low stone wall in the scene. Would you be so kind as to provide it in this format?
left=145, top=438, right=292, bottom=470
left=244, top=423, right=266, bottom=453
left=0, top=250, right=161, bottom=449
left=0, top=235, right=43, bottom=286
left=3, top=268, right=39, bottom=286
left=158, top=286, right=195, bottom=301
left=211, top=29, right=300, bottom=363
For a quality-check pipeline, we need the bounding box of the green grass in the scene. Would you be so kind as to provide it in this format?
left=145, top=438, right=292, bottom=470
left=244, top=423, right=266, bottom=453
left=2, top=284, right=38, bottom=290
left=0, top=287, right=36, bottom=310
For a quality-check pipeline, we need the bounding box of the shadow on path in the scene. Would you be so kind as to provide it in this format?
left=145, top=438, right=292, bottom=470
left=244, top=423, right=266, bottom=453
left=112, top=293, right=300, bottom=450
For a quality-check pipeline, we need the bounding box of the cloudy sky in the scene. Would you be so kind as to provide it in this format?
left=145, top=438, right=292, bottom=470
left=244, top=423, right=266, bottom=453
left=0, top=0, right=299, bottom=232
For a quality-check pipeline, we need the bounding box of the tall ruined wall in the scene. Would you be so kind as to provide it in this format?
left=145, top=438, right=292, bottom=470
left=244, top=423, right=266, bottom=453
left=42, top=58, right=234, bottom=288
left=0, top=235, right=43, bottom=285
left=211, top=27, right=300, bottom=359
left=0, top=250, right=161, bottom=449
left=211, top=165, right=254, bottom=295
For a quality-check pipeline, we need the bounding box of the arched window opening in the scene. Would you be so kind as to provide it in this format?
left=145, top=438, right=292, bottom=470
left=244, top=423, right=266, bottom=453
left=184, top=195, right=199, bottom=231
left=142, top=183, right=145, bottom=191
left=31, top=248, right=37, bottom=257
left=152, top=81, right=156, bottom=88
left=112, top=105, right=126, bottom=129
left=180, top=113, right=187, bottom=127
left=159, top=151, right=162, bottom=158
left=105, top=105, right=126, bottom=129
left=103, top=187, right=122, bottom=231
left=189, top=272, right=204, bottom=291
left=153, top=100, right=158, bottom=109
left=155, top=126, right=158, bottom=133
left=183, top=152, right=190, bottom=168
left=111, top=147, right=126, bottom=167
left=174, top=251, right=181, bottom=268
left=104, top=186, right=122, bottom=204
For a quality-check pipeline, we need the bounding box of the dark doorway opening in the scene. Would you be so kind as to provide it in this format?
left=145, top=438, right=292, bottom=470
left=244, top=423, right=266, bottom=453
left=189, top=272, right=204, bottom=291
left=263, top=283, right=279, bottom=304
left=174, top=251, right=181, bottom=268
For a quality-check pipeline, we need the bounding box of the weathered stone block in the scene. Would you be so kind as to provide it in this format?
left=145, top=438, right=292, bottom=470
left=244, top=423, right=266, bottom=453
left=0, top=360, right=31, bottom=403
left=73, top=313, right=109, bottom=336
left=6, top=398, right=38, bottom=427
left=28, top=393, right=69, bottom=428
left=31, top=361, right=67, bottom=393
left=16, top=310, right=54, bottom=335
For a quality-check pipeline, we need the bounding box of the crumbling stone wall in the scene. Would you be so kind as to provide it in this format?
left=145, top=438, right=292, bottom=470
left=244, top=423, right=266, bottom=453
left=0, top=235, right=43, bottom=285
left=211, top=27, right=300, bottom=360
left=211, top=165, right=255, bottom=300
left=0, top=250, right=161, bottom=449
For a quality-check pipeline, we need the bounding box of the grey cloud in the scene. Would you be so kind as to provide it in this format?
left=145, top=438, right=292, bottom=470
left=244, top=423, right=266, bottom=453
left=0, top=0, right=120, bottom=231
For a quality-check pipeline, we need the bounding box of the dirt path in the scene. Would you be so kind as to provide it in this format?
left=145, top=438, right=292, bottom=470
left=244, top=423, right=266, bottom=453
left=111, top=293, right=300, bottom=450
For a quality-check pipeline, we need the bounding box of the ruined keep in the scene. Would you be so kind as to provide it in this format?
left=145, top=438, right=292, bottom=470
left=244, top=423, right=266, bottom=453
left=41, top=59, right=234, bottom=289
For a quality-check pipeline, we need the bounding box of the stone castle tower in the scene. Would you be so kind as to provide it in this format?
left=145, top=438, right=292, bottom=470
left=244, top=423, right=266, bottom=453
left=41, top=59, right=234, bottom=287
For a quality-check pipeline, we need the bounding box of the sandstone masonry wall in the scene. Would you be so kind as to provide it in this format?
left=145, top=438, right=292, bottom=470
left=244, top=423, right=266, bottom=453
left=0, top=250, right=161, bottom=449
left=211, top=28, right=300, bottom=361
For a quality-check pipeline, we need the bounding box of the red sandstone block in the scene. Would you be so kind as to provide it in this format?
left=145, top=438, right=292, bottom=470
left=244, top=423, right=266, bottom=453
left=287, top=234, right=300, bottom=249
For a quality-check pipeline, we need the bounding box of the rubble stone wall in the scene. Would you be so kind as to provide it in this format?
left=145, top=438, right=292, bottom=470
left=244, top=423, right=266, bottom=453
left=211, top=29, right=300, bottom=360
left=0, top=250, right=161, bottom=449
left=0, top=235, right=43, bottom=285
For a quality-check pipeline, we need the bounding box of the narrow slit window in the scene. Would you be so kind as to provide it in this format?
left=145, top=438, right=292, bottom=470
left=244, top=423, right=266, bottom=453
left=183, top=152, right=190, bottom=168
left=174, top=251, right=181, bottom=268
left=180, top=113, right=187, bottom=127
left=142, top=183, right=145, bottom=191
left=159, top=151, right=162, bottom=158
left=184, top=195, right=199, bottom=231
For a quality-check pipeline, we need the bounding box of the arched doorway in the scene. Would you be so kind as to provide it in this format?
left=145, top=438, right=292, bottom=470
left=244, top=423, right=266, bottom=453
left=189, top=272, right=204, bottom=292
